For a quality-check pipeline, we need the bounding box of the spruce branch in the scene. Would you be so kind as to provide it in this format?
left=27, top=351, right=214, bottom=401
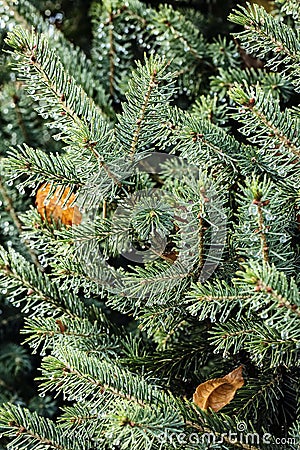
left=209, top=317, right=300, bottom=367
left=276, top=0, right=300, bottom=19
left=116, top=262, right=191, bottom=308
left=101, top=399, right=185, bottom=449
left=230, top=372, right=284, bottom=425
left=21, top=316, right=117, bottom=356
left=149, top=3, right=211, bottom=96
left=90, top=0, right=150, bottom=100
left=115, top=55, right=176, bottom=157
left=186, top=280, right=251, bottom=322
left=50, top=255, right=113, bottom=297
left=0, top=81, right=55, bottom=152
left=58, top=403, right=98, bottom=430
left=183, top=406, right=263, bottom=450
left=5, top=26, right=111, bottom=159
left=152, top=4, right=205, bottom=63
left=235, top=261, right=300, bottom=318
left=0, top=1, right=299, bottom=447
left=39, top=345, right=179, bottom=412
left=211, top=67, right=294, bottom=102
left=135, top=299, right=189, bottom=336
left=0, top=246, right=88, bottom=319
left=0, top=403, right=85, bottom=450
left=229, top=84, right=300, bottom=158
left=161, top=108, right=241, bottom=172
left=0, top=0, right=110, bottom=111
left=234, top=176, right=295, bottom=271
left=229, top=3, right=300, bottom=90
left=4, top=144, right=83, bottom=191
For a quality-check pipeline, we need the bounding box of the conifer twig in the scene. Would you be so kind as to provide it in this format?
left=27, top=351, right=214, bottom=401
left=0, top=176, right=41, bottom=269
left=129, top=68, right=158, bottom=159
left=256, top=202, right=269, bottom=263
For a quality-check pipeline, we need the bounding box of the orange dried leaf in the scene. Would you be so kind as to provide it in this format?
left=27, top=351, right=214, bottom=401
left=36, top=183, right=82, bottom=227
left=193, top=366, right=244, bottom=412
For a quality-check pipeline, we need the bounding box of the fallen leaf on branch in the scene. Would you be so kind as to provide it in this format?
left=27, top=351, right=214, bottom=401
left=193, top=366, right=244, bottom=412
left=36, top=183, right=82, bottom=227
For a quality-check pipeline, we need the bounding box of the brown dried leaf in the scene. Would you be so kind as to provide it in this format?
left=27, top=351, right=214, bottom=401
left=193, top=366, right=244, bottom=412
left=36, top=183, right=82, bottom=227
left=249, top=0, right=274, bottom=12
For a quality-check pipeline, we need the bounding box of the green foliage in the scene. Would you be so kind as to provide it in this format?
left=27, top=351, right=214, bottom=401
left=90, top=0, right=151, bottom=101
left=229, top=2, right=300, bottom=91
left=0, top=245, right=91, bottom=318
left=0, top=403, right=85, bottom=449
left=275, top=0, right=300, bottom=19
left=233, top=175, right=296, bottom=271
left=0, top=0, right=300, bottom=449
left=0, top=0, right=109, bottom=109
left=0, top=343, right=31, bottom=377
left=6, top=26, right=110, bottom=151
left=115, top=55, right=176, bottom=156
left=210, top=66, right=294, bottom=102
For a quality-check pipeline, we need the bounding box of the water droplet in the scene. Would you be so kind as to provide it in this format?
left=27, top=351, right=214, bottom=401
left=265, top=213, right=275, bottom=221
left=248, top=205, right=257, bottom=215
left=281, top=330, right=289, bottom=339
left=278, top=168, right=286, bottom=176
